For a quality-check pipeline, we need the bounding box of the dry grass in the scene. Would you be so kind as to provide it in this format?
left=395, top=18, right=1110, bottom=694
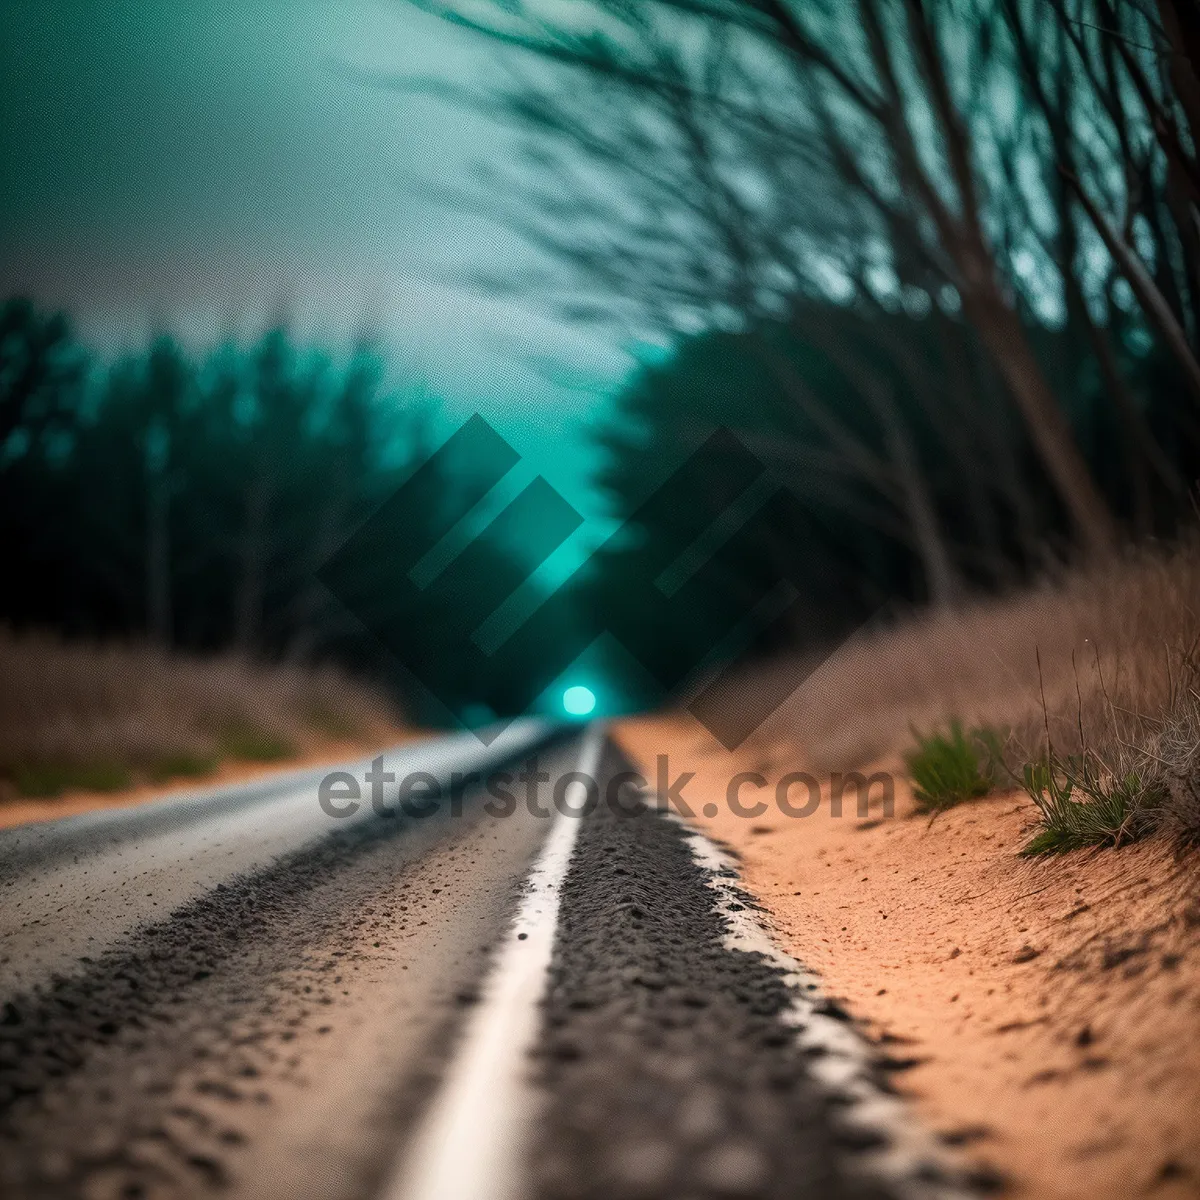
left=1152, top=667, right=1200, bottom=845
left=742, top=535, right=1200, bottom=847
left=0, top=629, right=405, bottom=798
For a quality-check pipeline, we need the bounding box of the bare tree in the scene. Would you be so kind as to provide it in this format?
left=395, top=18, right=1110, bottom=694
left=405, top=0, right=1124, bottom=557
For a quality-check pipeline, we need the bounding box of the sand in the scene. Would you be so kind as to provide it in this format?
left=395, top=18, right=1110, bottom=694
left=615, top=715, right=1200, bottom=1200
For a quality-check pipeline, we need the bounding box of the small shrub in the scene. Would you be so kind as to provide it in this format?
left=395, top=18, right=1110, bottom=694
left=1020, top=751, right=1161, bottom=855
left=218, top=723, right=294, bottom=763
left=1162, top=774, right=1200, bottom=847
left=1153, top=658, right=1200, bottom=846
left=146, top=752, right=218, bottom=783
left=905, top=723, right=1000, bottom=813
left=11, top=760, right=133, bottom=798
left=302, top=703, right=363, bottom=741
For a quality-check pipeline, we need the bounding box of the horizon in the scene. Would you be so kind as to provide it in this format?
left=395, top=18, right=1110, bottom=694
left=0, top=0, right=628, bottom=523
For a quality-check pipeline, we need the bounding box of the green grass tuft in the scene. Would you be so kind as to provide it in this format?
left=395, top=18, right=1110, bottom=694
left=905, top=722, right=1000, bottom=814
left=146, top=752, right=218, bottom=783
left=1020, top=752, right=1161, bottom=855
left=11, top=760, right=134, bottom=798
left=302, top=703, right=363, bottom=741
left=217, top=723, right=294, bottom=763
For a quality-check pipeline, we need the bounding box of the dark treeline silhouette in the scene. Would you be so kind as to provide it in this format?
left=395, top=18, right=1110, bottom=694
left=12, top=0, right=1200, bottom=722
left=0, top=297, right=594, bottom=723
left=404, top=0, right=1200, bottom=619
left=0, top=299, right=436, bottom=679
left=4, top=277, right=1200, bottom=724
left=582, top=301, right=1200, bottom=661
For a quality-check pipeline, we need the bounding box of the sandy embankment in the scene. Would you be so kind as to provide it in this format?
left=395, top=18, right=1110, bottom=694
left=616, top=716, right=1200, bottom=1200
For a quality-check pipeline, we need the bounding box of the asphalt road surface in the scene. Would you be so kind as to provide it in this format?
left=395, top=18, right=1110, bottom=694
left=0, top=725, right=990, bottom=1200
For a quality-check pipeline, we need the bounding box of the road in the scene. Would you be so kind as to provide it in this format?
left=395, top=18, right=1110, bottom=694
left=0, top=725, right=985, bottom=1200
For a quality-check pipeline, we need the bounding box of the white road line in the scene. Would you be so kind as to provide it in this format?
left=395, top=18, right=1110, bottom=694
left=381, top=724, right=605, bottom=1200
left=676, top=818, right=976, bottom=1200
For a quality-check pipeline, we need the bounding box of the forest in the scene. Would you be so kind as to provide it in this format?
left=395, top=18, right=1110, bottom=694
left=6, top=0, right=1200, bottom=725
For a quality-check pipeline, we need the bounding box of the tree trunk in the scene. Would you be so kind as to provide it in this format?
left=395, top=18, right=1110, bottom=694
left=1158, top=0, right=1200, bottom=148
left=793, top=317, right=965, bottom=606
left=234, top=476, right=270, bottom=655
left=962, top=278, right=1119, bottom=557
left=285, top=484, right=344, bottom=664
left=858, top=0, right=1118, bottom=558
left=1068, top=171, right=1200, bottom=408
left=876, top=398, right=962, bottom=607
left=145, top=449, right=172, bottom=647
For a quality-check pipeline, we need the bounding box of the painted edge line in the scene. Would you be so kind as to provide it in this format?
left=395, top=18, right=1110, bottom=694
left=379, top=723, right=606, bottom=1200
left=672, top=816, right=986, bottom=1200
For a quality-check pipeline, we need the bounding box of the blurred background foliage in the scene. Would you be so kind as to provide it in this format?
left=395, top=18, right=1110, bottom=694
left=5, top=0, right=1200, bottom=723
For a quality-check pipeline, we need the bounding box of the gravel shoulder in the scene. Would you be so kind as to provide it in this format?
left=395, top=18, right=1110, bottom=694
left=11, top=716, right=1179, bottom=1200
left=0, top=730, right=563, bottom=1200
left=614, top=716, right=1200, bottom=1200
left=525, top=740, right=979, bottom=1200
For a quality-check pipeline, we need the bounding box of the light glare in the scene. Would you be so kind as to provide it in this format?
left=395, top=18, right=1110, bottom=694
left=562, top=685, right=596, bottom=716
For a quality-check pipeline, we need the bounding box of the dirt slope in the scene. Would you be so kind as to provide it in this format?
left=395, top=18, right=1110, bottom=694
left=616, top=716, right=1200, bottom=1200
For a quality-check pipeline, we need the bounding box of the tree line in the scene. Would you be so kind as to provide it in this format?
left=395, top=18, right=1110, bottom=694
left=10, top=0, right=1200, bottom=719
left=0, top=299, right=589, bottom=722
left=0, top=299, right=435, bottom=669
left=407, top=0, right=1200, bottom=616
left=3, top=273, right=1199, bottom=721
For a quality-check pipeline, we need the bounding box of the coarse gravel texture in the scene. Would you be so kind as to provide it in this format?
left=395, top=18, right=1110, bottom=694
left=616, top=715, right=1200, bottom=1200
left=0, top=780, right=552, bottom=1200
left=1, top=732, right=987, bottom=1200
left=527, top=742, right=928, bottom=1200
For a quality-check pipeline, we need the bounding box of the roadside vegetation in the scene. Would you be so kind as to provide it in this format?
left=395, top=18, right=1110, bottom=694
left=1019, top=752, right=1161, bottom=856
left=0, top=629, right=405, bottom=800
left=746, top=535, right=1200, bottom=855
left=904, top=723, right=1000, bottom=814
left=398, top=0, right=1200, bottom=865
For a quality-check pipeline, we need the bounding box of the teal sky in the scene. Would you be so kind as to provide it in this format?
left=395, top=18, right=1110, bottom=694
left=0, top=0, right=629, bottom=524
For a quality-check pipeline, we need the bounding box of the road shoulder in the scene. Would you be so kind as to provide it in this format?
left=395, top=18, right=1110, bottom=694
left=614, top=716, right=1200, bottom=1200
left=0, top=736, right=421, bottom=831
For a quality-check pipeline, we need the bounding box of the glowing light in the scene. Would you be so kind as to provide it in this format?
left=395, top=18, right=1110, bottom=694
left=562, top=685, right=596, bottom=717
